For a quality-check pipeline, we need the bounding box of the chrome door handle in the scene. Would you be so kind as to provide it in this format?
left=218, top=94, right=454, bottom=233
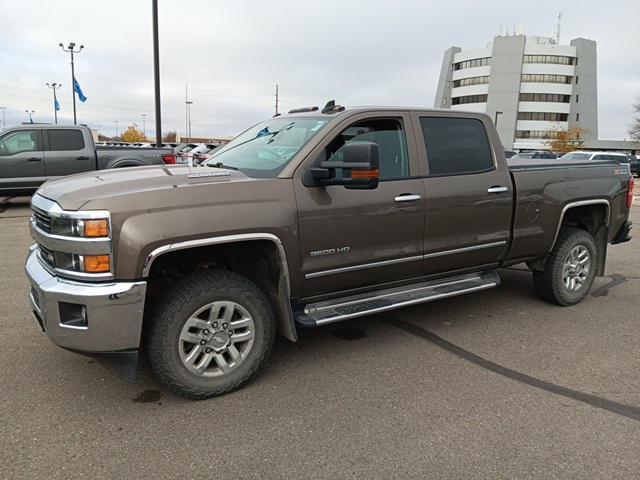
left=394, top=194, right=422, bottom=202
left=487, top=186, right=508, bottom=193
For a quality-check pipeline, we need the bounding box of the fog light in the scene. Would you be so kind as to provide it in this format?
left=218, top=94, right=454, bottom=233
left=84, top=255, right=110, bottom=273
left=59, top=302, right=88, bottom=328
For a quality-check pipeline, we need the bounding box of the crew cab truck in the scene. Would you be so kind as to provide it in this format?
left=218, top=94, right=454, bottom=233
left=0, top=124, right=176, bottom=195
left=25, top=104, right=634, bottom=399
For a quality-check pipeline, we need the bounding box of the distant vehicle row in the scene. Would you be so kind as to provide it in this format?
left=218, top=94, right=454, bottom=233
left=96, top=141, right=225, bottom=164
left=505, top=150, right=638, bottom=175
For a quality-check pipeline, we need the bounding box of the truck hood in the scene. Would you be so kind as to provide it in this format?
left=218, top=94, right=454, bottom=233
left=37, top=164, right=253, bottom=210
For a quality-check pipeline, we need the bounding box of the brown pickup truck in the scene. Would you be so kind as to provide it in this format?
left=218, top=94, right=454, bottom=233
left=25, top=103, right=634, bottom=399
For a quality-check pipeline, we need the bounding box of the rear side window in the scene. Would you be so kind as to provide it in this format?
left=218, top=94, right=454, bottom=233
left=47, top=129, right=85, bottom=151
left=420, top=117, right=493, bottom=176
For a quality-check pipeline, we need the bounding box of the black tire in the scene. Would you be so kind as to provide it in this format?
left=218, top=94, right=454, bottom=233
left=532, top=227, right=597, bottom=306
left=145, top=270, right=275, bottom=400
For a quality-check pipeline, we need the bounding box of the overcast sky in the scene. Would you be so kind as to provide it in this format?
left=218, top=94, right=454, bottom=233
left=1, top=0, right=638, bottom=139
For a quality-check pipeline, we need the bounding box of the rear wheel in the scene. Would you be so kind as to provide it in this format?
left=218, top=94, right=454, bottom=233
left=145, top=270, right=275, bottom=399
left=532, top=227, right=597, bottom=306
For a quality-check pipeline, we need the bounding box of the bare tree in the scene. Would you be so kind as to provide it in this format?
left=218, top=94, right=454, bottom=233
left=630, top=97, right=640, bottom=141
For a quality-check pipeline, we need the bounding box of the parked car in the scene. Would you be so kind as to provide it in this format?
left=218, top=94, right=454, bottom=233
left=25, top=105, right=634, bottom=399
left=173, top=143, right=198, bottom=163
left=625, top=155, right=639, bottom=176
left=559, top=151, right=630, bottom=163
left=512, top=150, right=557, bottom=160
left=180, top=143, right=222, bottom=164
left=0, top=125, right=176, bottom=196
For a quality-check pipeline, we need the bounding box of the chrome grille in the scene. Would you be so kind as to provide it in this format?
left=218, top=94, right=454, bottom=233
left=32, top=207, right=52, bottom=233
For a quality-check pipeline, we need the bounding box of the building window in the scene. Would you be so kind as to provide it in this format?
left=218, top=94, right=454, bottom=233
left=575, top=76, right=579, bottom=84
left=452, top=76, right=489, bottom=88
left=451, top=94, right=488, bottom=105
left=420, top=117, right=493, bottom=176
left=523, top=55, right=576, bottom=65
left=521, top=74, right=572, bottom=84
left=576, top=94, right=579, bottom=103
left=576, top=113, right=580, bottom=121
left=515, top=130, right=554, bottom=139
left=517, top=112, right=569, bottom=121
left=446, top=81, right=450, bottom=88
left=453, top=57, right=490, bottom=70
left=519, top=93, right=570, bottom=103
left=442, top=98, right=447, bottom=106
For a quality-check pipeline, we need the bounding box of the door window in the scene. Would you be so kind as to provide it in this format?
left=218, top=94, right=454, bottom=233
left=0, top=130, right=39, bottom=156
left=47, top=129, right=85, bottom=151
left=420, top=117, right=493, bottom=176
left=325, top=118, right=410, bottom=180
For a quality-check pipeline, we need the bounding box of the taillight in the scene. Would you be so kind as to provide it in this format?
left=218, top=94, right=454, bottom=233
left=627, top=176, right=635, bottom=208
left=162, top=154, right=176, bottom=165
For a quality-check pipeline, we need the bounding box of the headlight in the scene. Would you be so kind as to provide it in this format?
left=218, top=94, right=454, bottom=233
left=30, top=194, right=113, bottom=280
left=49, top=217, right=109, bottom=238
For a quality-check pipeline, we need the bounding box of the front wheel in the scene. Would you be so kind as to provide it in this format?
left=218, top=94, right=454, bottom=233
left=533, top=227, right=597, bottom=306
left=145, top=270, right=276, bottom=399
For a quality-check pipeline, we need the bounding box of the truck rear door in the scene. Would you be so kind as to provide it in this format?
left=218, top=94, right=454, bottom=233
left=0, top=128, right=46, bottom=192
left=411, top=112, right=513, bottom=275
left=43, top=128, right=95, bottom=179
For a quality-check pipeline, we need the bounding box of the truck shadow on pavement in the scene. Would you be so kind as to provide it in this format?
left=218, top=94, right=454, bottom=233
left=0, top=196, right=31, bottom=215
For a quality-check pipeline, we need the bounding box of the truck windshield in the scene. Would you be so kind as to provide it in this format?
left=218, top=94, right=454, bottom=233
left=205, top=117, right=329, bottom=177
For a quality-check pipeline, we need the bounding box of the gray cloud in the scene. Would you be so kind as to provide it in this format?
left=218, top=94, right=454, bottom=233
left=1, top=0, right=638, bottom=140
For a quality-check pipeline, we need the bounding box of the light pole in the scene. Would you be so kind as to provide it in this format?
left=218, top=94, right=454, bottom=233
left=0, top=107, right=5, bottom=128
left=59, top=42, right=84, bottom=125
left=46, top=82, right=62, bottom=124
left=115, top=120, right=119, bottom=139
left=152, top=0, right=162, bottom=147
left=141, top=113, right=147, bottom=138
left=185, top=82, right=193, bottom=141
left=494, top=111, right=503, bottom=126
left=25, top=110, right=35, bottom=123
left=186, top=100, right=193, bottom=139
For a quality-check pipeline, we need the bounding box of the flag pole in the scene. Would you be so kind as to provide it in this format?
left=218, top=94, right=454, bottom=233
left=46, top=82, right=61, bottom=124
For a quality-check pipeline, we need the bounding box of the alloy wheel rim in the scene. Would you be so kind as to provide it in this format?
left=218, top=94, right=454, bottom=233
left=562, top=245, right=591, bottom=292
left=179, top=301, right=255, bottom=377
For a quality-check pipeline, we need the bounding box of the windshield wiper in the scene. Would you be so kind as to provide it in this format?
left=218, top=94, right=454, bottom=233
left=207, top=162, right=238, bottom=171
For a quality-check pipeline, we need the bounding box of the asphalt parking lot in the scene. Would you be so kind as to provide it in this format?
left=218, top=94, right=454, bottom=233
left=1, top=196, right=639, bottom=479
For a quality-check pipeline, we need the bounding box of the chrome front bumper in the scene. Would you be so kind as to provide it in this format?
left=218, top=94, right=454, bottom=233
left=25, top=247, right=147, bottom=353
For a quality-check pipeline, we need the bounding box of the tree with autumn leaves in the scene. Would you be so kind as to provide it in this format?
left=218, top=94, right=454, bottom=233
left=545, top=127, right=586, bottom=154
left=121, top=124, right=146, bottom=142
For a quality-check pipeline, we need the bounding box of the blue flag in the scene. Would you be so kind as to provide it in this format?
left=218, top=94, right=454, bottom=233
left=74, top=78, right=87, bottom=102
left=54, top=99, right=60, bottom=111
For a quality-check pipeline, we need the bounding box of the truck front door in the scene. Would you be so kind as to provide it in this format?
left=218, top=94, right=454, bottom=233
left=412, top=113, right=513, bottom=275
left=294, top=112, right=426, bottom=297
left=0, top=129, right=45, bottom=193
left=44, top=128, right=94, bottom=179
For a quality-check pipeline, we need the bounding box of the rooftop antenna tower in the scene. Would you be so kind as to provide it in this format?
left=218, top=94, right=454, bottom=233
left=553, top=13, right=562, bottom=44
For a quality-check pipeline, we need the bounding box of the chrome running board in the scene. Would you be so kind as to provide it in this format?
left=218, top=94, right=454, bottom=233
left=294, top=271, right=501, bottom=327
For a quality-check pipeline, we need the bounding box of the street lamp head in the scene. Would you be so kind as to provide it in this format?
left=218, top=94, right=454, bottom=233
left=79, top=45, right=84, bottom=50
left=58, top=42, right=63, bottom=48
